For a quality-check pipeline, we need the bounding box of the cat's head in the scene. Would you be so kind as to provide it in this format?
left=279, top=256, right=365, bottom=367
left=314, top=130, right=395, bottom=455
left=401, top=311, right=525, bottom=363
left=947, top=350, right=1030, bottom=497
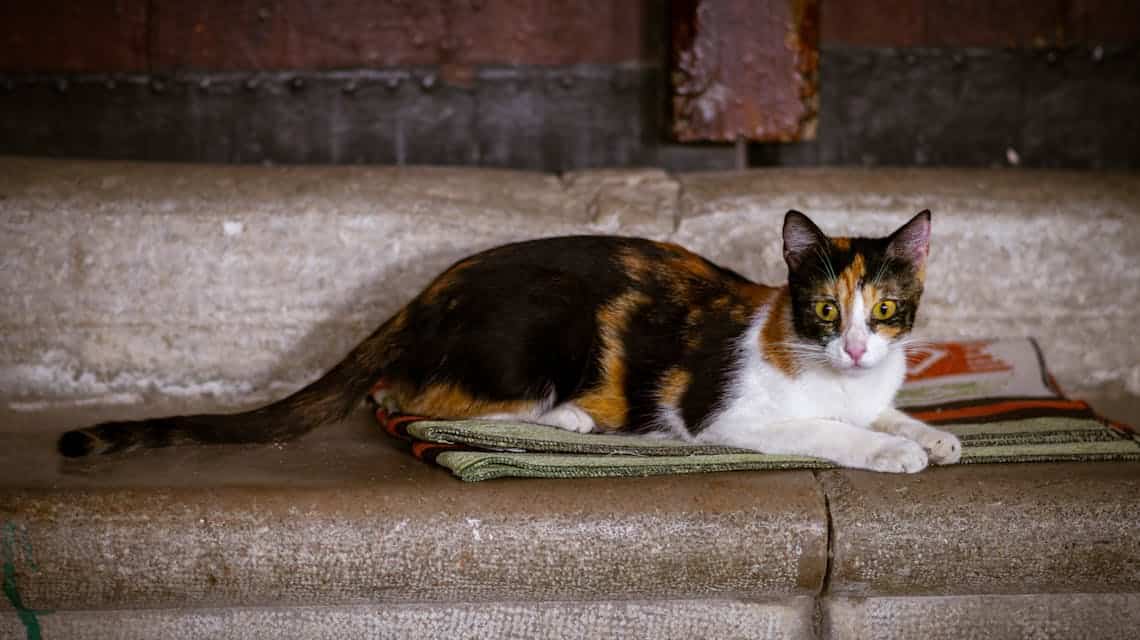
left=781, top=210, right=930, bottom=373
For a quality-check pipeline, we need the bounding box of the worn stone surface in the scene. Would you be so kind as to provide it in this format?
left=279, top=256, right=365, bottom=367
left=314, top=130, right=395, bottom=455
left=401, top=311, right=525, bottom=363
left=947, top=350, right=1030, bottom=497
left=824, top=593, right=1140, bottom=640
left=820, top=463, right=1140, bottom=596
left=561, top=168, right=680, bottom=238
left=0, top=598, right=815, bottom=640
left=0, top=410, right=828, bottom=610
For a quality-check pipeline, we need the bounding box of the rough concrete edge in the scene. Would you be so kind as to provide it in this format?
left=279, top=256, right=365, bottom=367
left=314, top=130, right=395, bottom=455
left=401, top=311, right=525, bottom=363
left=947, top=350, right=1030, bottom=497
left=0, top=597, right=820, bottom=640
left=819, top=592, right=1140, bottom=640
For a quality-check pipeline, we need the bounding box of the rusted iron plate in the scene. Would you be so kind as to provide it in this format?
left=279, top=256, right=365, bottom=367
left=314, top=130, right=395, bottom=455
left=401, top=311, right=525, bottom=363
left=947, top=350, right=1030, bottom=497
left=149, top=0, right=651, bottom=71
left=670, top=0, right=819, bottom=142
left=0, top=0, right=148, bottom=72
left=821, top=0, right=925, bottom=47
left=924, top=0, right=1068, bottom=48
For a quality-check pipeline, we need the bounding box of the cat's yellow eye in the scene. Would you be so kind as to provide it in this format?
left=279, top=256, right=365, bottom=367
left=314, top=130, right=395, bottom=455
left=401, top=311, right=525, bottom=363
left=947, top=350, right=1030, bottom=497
left=814, top=301, right=838, bottom=322
left=873, top=300, right=898, bottom=320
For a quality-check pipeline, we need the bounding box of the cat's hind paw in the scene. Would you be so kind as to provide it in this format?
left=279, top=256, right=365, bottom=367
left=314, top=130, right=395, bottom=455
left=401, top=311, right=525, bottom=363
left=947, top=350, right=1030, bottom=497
left=864, top=437, right=929, bottom=474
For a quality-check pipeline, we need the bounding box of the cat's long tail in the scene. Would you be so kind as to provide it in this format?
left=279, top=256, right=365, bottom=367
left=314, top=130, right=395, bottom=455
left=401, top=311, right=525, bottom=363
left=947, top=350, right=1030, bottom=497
left=56, top=322, right=398, bottom=458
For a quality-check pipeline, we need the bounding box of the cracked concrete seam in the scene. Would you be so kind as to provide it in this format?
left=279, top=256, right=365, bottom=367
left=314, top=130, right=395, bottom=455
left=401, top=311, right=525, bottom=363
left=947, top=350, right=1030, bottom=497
left=808, top=469, right=836, bottom=640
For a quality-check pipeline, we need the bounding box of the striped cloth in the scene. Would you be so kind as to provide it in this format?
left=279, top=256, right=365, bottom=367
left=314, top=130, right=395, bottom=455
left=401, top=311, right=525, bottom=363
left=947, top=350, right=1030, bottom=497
left=374, top=338, right=1139, bottom=482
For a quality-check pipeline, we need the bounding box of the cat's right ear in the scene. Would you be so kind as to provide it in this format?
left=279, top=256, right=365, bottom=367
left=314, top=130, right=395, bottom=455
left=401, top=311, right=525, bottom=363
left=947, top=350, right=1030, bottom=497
left=783, top=210, right=827, bottom=271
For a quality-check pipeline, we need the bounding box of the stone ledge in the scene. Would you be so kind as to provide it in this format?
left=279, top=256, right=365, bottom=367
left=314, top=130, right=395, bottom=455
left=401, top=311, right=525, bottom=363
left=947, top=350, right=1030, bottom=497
left=823, top=593, right=1140, bottom=640
left=0, top=598, right=816, bottom=640
left=822, top=463, right=1140, bottom=596
left=0, top=411, right=828, bottom=611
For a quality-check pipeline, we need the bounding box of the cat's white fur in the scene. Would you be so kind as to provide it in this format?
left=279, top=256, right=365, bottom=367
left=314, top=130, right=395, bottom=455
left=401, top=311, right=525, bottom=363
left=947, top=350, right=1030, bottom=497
left=693, top=308, right=960, bottom=473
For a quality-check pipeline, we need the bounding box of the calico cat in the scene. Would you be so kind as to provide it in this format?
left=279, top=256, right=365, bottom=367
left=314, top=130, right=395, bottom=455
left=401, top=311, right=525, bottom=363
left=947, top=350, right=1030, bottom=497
left=58, top=210, right=960, bottom=473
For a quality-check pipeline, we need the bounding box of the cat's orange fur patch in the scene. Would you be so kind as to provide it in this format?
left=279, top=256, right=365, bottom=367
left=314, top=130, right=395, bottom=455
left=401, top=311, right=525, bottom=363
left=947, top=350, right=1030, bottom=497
left=837, top=254, right=866, bottom=318
left=664, top=243, right=718, bottom=280
left=657, top=367, right=692, bottom=409
left=420, top=257, right=480, bottom=304
left=876, top=324, right=905, bottom=339
left=393, top=381, right=537, bottom=419
left=761, top=288, right=797, bottom=376
left=575, top=290, right=650, bottom=431
left=832, top=237, right=851, bottom=250
left=617, top=247, right=651, bottom=282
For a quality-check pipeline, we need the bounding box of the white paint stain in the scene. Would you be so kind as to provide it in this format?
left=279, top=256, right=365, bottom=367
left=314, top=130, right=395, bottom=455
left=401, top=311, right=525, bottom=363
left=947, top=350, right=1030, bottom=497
left=223, top=221, right=245, bottom=236
left=466, top=517, right=482, bottom=542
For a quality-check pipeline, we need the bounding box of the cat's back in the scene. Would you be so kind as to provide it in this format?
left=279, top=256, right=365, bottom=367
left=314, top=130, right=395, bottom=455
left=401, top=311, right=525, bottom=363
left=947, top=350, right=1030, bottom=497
left=418, top=235, right=756, bottom=306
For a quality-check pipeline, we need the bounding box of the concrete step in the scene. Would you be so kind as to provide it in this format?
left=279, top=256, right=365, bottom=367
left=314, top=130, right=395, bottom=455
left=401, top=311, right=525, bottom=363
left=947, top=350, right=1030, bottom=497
left=0, top=410, right=828, bottom=610
left=0, top=599, right=818, bottom=640
left=3, top=410, right=1139, bottom=609
left=5, top=594, right=1138, bottom=640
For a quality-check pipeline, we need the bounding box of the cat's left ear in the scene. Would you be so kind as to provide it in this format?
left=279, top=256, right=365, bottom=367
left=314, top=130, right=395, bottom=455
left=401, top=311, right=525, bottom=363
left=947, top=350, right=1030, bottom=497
left=783, top=210, right=828, bottom=271
left=886, top=210, right=931, bottom=268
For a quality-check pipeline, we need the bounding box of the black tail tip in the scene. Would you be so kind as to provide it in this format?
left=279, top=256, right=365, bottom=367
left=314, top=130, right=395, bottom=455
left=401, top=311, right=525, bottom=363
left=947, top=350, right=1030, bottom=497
left=58, top=430, right=95, bottom=458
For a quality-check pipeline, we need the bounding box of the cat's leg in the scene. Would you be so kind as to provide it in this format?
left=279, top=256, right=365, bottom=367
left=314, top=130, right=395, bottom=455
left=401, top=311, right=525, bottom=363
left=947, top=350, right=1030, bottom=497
left=478, top=403, right=597, bottom=434
left=533, top=402, right=596, bottom=433
left=700, top=417, right=929, bottom=473
left=871, top=407, right=961, bottom=465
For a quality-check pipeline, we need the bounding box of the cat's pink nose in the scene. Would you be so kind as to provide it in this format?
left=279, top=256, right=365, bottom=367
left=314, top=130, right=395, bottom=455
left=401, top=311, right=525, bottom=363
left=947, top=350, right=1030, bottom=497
left=845, top=341, right=866, bottom=364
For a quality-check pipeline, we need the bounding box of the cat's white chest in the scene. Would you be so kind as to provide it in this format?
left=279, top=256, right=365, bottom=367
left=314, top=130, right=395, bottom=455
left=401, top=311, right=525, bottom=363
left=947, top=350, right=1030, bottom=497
left=712, top=344, right=907, bottom=431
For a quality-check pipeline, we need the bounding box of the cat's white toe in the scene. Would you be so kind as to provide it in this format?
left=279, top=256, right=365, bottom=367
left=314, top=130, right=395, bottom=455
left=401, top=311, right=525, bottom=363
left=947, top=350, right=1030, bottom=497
left=537, top=403, right=596, bottom=433
left=370, top=387, right=400, bottom=412
left=916, top=429, right=962, bottom=465
left=865, top=438, right=929, bottom=473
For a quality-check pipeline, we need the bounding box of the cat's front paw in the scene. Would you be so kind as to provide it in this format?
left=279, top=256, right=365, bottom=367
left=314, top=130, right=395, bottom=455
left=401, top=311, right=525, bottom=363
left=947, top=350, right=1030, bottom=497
left=914, top=428, right=961, bottom=465
left=864, top=437, right=928, bottom=474
left=537, top=403, right=596, bottom=433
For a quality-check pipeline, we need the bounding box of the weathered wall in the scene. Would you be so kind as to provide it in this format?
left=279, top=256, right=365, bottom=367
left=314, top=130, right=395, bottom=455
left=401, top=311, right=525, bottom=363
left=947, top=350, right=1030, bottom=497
left=1, top=1, right=1138, bottom=170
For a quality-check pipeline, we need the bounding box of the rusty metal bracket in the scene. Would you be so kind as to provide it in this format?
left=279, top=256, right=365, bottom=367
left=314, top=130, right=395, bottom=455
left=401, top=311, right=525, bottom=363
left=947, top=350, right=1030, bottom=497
left=670, top=0, right=819, bottom=143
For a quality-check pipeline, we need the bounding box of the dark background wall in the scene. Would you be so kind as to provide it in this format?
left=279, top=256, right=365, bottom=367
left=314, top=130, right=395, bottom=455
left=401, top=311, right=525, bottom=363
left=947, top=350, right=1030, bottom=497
left=1, top=0, right=1138, bottom=171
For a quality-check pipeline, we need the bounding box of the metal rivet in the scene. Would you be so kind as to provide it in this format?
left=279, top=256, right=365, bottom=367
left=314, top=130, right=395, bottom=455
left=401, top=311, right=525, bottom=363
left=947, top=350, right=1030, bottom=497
left=289, top=77, right=305, bottom=91
left=386, top=76, right=401, bottom=90
left=55, top=78, right=69, bottom=93
left=244, top=77, right=259, bottom=91
left=559, top=75, right=574, bottom=88
left=343, top=80, right=359, bottom=94
left=421, top=74, right=436, bottom=90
